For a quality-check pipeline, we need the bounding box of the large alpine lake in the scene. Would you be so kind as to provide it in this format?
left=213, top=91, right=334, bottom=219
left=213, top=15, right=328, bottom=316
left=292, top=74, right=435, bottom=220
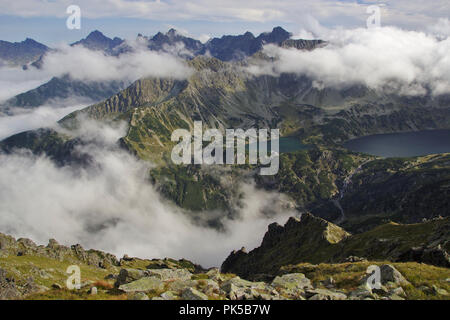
left=344, top=130, right=450, bottom=157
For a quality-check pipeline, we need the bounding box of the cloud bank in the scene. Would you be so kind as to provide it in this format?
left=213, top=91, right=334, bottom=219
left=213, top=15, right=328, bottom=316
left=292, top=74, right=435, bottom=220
left=41, top=44, right=193, bottom=82
left=250, top=26, right=450, bottom=96
left=0, top=101, right=88, bottom=140
left=0, top=120, right=294, bottom=267
left=0, top=67, right=51, bottom=103
left=1, top=0, right=449, bottom=31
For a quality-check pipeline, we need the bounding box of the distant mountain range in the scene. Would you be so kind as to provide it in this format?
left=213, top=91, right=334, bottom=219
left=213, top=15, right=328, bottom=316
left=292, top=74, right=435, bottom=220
left=0, top=27, right=324, bottom=69
left=1, top=27, right=325, bottom=109
left=0, top=38, right=49, bottom=67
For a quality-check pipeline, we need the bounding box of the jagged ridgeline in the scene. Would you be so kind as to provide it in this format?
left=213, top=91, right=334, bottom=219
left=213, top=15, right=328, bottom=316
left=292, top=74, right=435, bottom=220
left=221, top=213, right=450, bottom=279
left=1, top=45, right=450, bottom=225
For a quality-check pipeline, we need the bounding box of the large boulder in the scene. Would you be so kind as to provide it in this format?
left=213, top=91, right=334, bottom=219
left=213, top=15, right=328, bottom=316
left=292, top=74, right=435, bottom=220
left=146, top=269, right=192, bottom=281
left=118, top=277, right=164, bottom=293
left=379, top=265, right=410, bottom=286
left=271, top=273, right=312, bottom=292
left=115, top=268, right=148, bottom=287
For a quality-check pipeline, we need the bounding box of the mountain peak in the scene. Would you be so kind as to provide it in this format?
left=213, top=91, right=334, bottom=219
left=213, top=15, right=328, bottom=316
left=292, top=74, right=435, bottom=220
left=272, top=26, right=288, bottom=34
left=72, top=30, right=124, bottom=53
left=86, top=30, right=107, bottom=40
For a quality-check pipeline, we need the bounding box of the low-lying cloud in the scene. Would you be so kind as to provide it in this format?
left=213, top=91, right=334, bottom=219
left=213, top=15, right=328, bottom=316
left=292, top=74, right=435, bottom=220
left=250, top=26, right=450, bottom=96
left=0, top=120, right=294, bottom=267
left=0, top=98, right=93, bottom=140
left=0, top=67, right=51, bottom=103
left=41, top=44, right=193, bottom=82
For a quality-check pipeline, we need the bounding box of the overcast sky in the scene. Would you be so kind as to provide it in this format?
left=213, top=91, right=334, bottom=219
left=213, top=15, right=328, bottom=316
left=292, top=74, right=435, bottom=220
left=0, top=0, right=449, bottom=45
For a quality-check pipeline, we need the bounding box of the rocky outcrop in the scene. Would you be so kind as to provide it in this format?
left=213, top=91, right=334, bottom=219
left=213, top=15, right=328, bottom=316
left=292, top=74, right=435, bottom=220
left=222, top=215, right=450, bottom=278
left=221, top=213, right=350, bottom=278
left=0, top=233, right=119, bottom=269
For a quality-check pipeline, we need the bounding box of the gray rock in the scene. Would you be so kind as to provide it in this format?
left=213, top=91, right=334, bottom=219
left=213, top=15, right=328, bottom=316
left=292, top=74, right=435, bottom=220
left=349, top=286, right=375, bottom=300
left=181, top=287, right=208, bottom=300
left=200, top=279, right=220, bottom=296
left=305, top=288, right=347, bottom=300
left=167, top=279, right=198, bottom=292
left=380, top=265, right=410, bottom=286
left=390, top=286, right=406, bottom=297
left=115, top=268, right=147, bottom=287
left=272, top=273, right=312, bottom=291
left=118, top=277, right=164, bottom=293
left=146, top=268, right=192, bottom=281
left=206, top=268, right=224, bottom=281
left=129, top=292, right=150, bottom=300
left=221, top=277, right=266, bottom=300
left=161, top=291, right=177, bottom=300
left=89, top=287, right=97, bottom=295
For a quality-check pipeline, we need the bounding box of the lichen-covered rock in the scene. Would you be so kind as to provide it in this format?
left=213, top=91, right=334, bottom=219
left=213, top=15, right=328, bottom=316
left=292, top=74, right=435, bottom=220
left=348, top=286, right=375, bottom=300
left=305, top=288, right=347, bottom=300
left=379, top=265, right=410, bottom=286
left=220, top=277, right=269, bottom=300
left=160, top=291, right=177, bottom=300
left=145, top=268, right=192, bottom=281
left=115, top=268, right=147, bottom=287
left=166, top=280, right=198, bottom=292
left=181, top=287, right=208, bottom=300
left=271, top=273, right=312, bottom=291
left=206, top=268, right=225, bottom=281
left=118, top=277, right=164, bottom=293
left=129, top=292, right=150, bottom=300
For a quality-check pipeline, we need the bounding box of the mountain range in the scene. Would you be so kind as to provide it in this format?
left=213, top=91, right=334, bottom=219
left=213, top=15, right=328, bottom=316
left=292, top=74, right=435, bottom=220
left=1, top=49, right=449, bottom=231
left=1, top=27, right=325, bottom=109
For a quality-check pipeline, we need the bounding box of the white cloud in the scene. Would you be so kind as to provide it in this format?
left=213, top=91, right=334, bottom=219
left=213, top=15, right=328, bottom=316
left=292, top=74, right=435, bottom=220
left=250, top=26, right=450, bottom=96
left=428, top=18, right=450, bottom=39
left=1, top=0, right=449, bottom=30
left=0, top=67, right=51, bottom=103
left=0, top=120, right=294, bottom=267
left=0, top=100, right=89, bottom=140
left=41, top=44, right=193, bottom=82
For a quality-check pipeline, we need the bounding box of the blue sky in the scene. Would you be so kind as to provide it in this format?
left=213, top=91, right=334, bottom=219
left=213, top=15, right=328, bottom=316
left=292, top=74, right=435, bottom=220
left=0, top=0, right=448, bottom=46
left=0, top=15, right=299, bottom=45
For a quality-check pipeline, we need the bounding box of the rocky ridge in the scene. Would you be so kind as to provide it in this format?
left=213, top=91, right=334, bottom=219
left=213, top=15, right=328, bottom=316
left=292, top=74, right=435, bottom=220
left=0, top=215, right=449, bottom=300
left=221, top=213, right=450, bottom=278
